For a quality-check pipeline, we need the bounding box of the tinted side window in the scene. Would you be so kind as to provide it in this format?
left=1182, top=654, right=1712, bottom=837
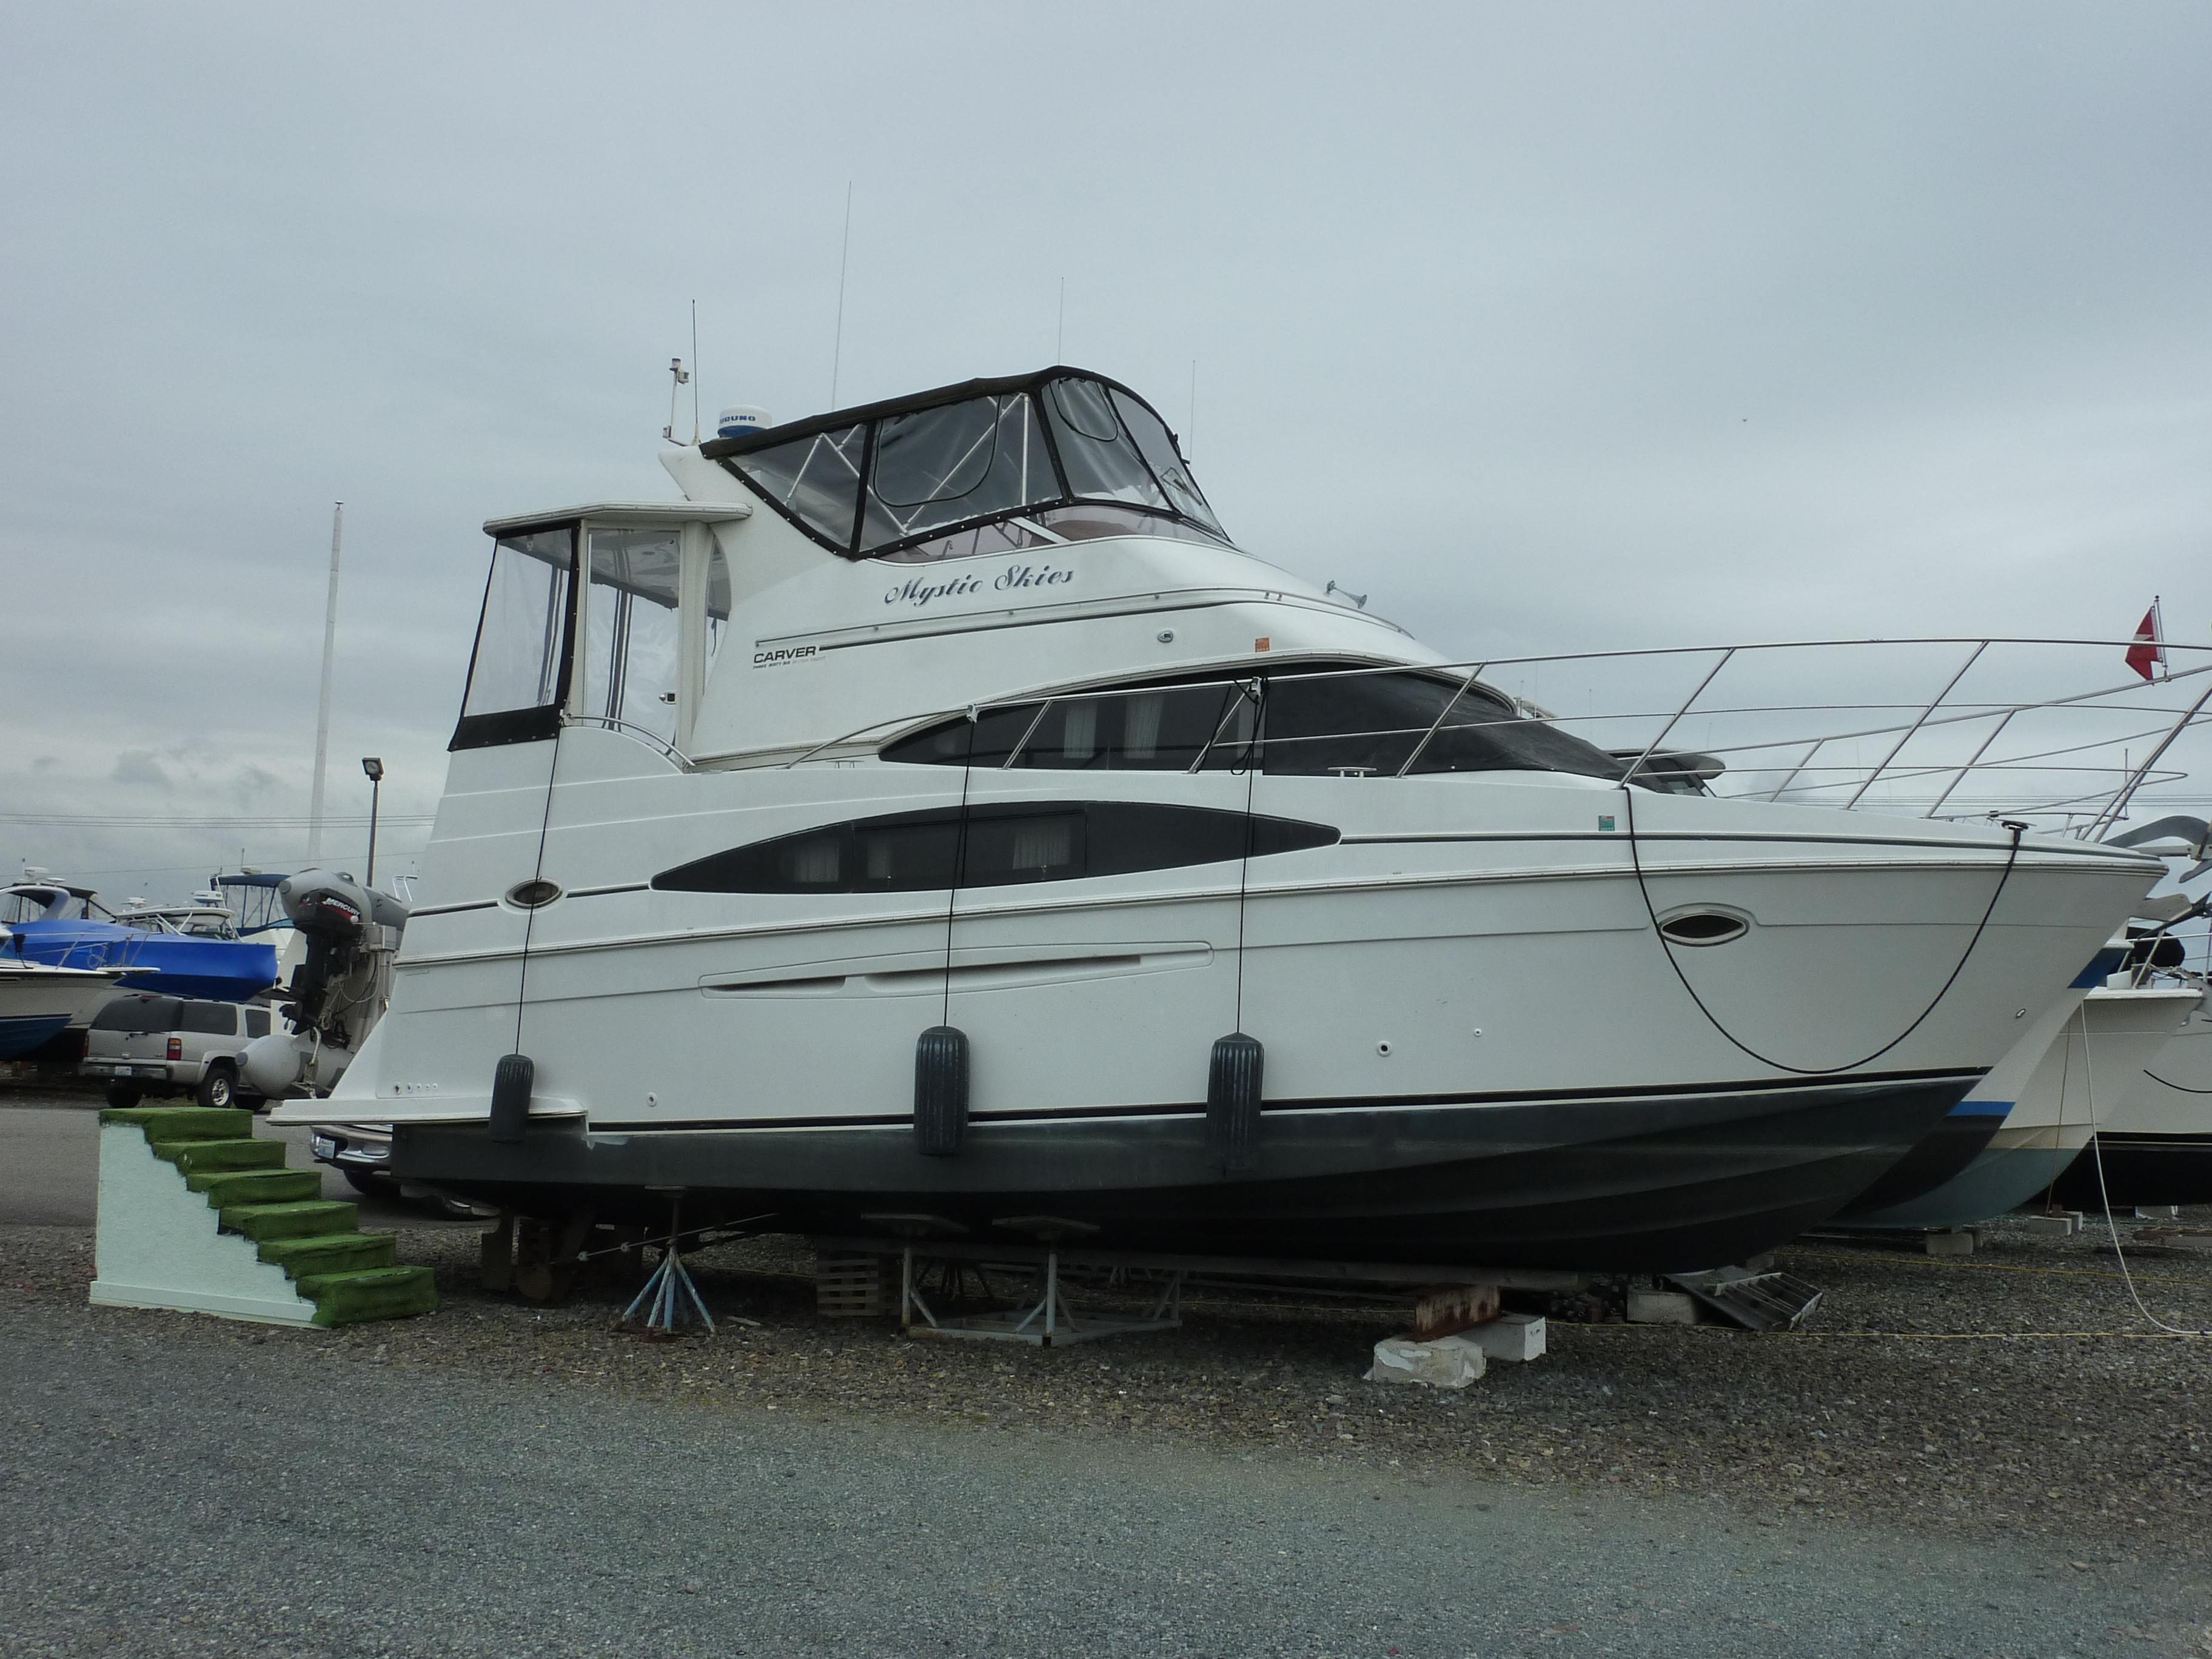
left=181, top=1002, right=237, bottom=1035
left=1261, top=672, right=1629, bottom=782
left=245, top=1008, right=271, bottom=1038
left=657, top=810, right=964, bottom=895
left=880, top=685, right=1257, bottom=771
left=90, top=996, right=183, bottom=1034
left=653, top=803, right=1336, bottom=894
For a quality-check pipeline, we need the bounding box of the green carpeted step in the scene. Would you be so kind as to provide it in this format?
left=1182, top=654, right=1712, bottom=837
left=256, top=1232, right=395, bottom=1278
left=221, top=1199, right=360, bottom=1240
left=152, top=1138, right=287, bottom=1175
left=186, top=1167, right=321, bottom=1205
left=101, top=1106, right=254, bottom=1141
left=297, top=1265, right=438, bottom=1327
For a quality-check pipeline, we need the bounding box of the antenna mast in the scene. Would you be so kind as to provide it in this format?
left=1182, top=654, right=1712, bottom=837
left=306, top=502, right=343, bottom=863
left=830, top=183, right=853, bottom=406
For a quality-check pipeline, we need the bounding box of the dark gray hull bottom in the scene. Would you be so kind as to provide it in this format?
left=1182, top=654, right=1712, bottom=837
left=392, top=1072, right=1977, bottom=1274
left=2049, top=1134, right=2212, bottom=1210
left=1832, top=1108, right=2006, bottom=1221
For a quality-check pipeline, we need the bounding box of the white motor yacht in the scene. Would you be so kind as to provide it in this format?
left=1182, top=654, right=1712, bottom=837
left=272, top=367, right=2165, bottom=1270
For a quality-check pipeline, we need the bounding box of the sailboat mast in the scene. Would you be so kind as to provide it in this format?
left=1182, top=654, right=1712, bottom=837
left=307, top=502, right=343, bottom=862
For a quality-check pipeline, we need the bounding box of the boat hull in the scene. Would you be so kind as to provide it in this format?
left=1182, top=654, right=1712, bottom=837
left=6, top=923, right=276, bottom=1004
left=0, top=965, right=123, bottom=1059
left=2051, top=1001, right=2212, bottom=1207
left=1843, top=985, right=2199, bottom=1229
left=392, top=1070, right=1977, bottom=1273
left=1832, top=1099, right=2009, bottom=1217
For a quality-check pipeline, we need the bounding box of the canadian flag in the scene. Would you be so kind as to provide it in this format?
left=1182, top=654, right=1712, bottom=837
left=2127, top=600, right=2166, bottom=682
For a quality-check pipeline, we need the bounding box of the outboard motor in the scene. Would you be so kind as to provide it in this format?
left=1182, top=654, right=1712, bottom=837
left=239, top=869, right=411, bottom=1100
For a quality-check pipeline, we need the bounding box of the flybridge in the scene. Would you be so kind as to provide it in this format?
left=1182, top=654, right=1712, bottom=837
left=703, top=366, right=1232, bottom=564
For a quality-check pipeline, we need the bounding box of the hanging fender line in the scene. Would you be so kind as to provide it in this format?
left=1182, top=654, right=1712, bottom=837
left=1620, top=783, right=2026, bottom=1077
left=512, top=724, right=566, bottom=1055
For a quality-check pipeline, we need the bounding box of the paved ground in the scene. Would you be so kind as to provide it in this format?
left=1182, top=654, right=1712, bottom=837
left=4, top=1298, right=2208, bottom=1659
left=0, top=1094, right=462, bottom=1230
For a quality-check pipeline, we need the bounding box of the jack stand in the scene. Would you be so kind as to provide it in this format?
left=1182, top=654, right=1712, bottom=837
left=618, top=1196, right=714, bottom=1339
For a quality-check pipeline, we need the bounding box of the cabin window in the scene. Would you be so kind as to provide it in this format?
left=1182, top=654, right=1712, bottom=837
left=1258, top=672, right=1628, bottom=780
left=457, top=529, right=572, bottom=742
left=880, top=683, right=1258, bottom=771
left=652, top=802, right=1336, bottom=895
left=580, top=528, right=682, bottom=746
left=879, top=672, right=1625, bottom=781
left=723, top=424, right=865, bottom=549
left=244, top=1007, right=271, bottom=1039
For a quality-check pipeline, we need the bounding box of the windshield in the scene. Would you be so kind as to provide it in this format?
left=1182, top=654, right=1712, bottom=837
left=715, top=370, right=1228, bottom=562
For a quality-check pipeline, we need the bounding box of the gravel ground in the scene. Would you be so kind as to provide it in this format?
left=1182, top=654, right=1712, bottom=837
left=8, top=1199, right=2212, bottom=1575
left=5, top=1293, right=2211, bottom=1659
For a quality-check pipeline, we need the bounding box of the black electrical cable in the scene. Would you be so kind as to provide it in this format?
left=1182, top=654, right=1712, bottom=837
left=1619, top=782, right=2026, bottom=1076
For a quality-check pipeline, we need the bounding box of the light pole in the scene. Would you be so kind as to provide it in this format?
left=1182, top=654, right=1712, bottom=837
left=361, top=757, right=384, bottom=887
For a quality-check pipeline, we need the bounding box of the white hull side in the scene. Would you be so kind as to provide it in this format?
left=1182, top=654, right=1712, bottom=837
left=278, top=728, right=2157, bottom=1136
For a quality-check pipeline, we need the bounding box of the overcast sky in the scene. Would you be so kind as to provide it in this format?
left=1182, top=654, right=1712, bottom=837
left=4, top=2, right=2209, bottom=900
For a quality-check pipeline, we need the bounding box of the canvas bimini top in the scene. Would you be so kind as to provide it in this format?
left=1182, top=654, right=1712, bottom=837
left=699, top=366, right=1230, bottom=564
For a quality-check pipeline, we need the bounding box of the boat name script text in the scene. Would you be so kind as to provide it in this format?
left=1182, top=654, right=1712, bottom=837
left=883, top=563, right=1076, bottom=609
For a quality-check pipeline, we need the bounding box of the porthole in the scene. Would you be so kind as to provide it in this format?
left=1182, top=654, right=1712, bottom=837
left=1657, top=909, right=1749, bottom=947
left=505, top=879, right=563, bottom=910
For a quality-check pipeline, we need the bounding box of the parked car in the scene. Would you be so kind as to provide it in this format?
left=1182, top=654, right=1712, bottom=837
left=80, top=992, right=272, bottom=1109
left=306, top=1122, right=395, bottom=1196
left=307, top=1122, right=492, bottom=1218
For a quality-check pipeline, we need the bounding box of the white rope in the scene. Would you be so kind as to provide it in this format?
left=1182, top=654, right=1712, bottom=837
left=2079, top=1004, right=2212, bottom=1336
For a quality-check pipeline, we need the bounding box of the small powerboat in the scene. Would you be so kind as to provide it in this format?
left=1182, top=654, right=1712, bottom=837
left=1, top=881, right=278, bottom=1004
left=0, top=930, right=124, bottom=1059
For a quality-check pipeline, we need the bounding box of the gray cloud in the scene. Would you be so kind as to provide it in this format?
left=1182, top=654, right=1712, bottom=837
left=110, top=752, right=171, bottom=790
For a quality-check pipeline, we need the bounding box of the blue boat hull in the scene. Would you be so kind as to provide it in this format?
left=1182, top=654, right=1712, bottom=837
left=6, top=923, right=276, bottom=1004
left=0, top=1012, right=72, bottom=1059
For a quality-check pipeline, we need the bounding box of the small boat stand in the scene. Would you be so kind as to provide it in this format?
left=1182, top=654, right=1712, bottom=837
left=899, top=1242, right=1185, bottom=1347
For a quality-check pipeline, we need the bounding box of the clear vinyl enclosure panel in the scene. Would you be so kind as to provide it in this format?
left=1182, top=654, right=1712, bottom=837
left=456, top=528, right=573, bottom=742
left=581, top=528, right=680, bottom=747
left=716, top=370, right=1227, bottom=563
left=452, top=519, right=732, bottom=754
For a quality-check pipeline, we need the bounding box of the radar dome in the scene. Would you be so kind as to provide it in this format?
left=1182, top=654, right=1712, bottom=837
left=717, top=405, right=772, bottom=441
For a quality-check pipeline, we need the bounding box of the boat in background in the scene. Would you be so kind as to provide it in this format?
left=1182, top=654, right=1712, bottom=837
left=0, top=931, right=125, bottom=1058
left=1, top=880, right=278, bottom=1004
left=1842, top=980, right=2201, bottom=1230
left=2052, top=956, right=2212, bottom=1208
